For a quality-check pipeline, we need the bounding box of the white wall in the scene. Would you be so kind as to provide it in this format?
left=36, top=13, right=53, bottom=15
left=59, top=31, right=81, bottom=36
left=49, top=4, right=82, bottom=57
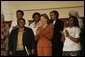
left=1, top=1, right=84, bottom=21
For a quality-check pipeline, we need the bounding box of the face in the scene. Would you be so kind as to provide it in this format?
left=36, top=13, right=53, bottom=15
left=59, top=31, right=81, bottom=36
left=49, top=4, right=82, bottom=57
left=18, top=20, right=25, bottom=28
left=33, top=15, right=40, bottom=22
left=40, top=16, right=47, bottom=24
left=50, top=12, right=56, bottom=20
left=16, top=12, right=23, bottom=20
left=68, top=17, right=74, bottom=26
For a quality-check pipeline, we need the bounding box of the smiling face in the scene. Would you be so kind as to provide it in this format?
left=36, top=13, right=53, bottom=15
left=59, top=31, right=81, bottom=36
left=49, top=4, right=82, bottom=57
left=18, top=19, right=25, bottom=28
left=50, top=10, right=59, bottom=21
left=33, top=15, right=40, bottom=22
left=68, top=17, right=74, bottom=27
left=50, top=12, right=56, bottom=20
left=40, top=16, right=47, bottom=25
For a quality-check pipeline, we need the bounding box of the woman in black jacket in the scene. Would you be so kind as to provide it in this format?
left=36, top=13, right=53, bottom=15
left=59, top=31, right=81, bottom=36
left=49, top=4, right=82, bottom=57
left=8, top=18, right=35, bottom=56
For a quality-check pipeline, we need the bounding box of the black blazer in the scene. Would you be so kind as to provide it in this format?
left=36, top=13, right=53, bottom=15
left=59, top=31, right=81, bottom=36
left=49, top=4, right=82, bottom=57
left=52, top=19, right=64, bottom=48
left=8, top=27, right=35, bottom=55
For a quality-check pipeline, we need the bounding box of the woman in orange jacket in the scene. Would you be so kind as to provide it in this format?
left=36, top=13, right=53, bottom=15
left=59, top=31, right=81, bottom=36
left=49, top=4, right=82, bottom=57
left=35, top=13, right=53, bottom=56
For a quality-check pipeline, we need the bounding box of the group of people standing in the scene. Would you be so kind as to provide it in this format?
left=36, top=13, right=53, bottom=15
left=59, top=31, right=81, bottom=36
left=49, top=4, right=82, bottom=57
left=1, top=10, right=84, bottom=56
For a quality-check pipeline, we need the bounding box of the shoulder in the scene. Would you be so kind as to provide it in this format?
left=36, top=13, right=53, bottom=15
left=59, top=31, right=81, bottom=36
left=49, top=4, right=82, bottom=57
left=74, top=27, right=80, bottom=31
left=12, top=27, right=18, bottom=31
left=24, top=27, right=32, bottom=31
left=58, top=19, right=63, bottom=22
left=10, top=28, right=18, bottom=34
left=56, top=19, right=64, bottom=24
left=30, top=22, right=34, bottom=27
left=24, top=27, right=34, bottom=34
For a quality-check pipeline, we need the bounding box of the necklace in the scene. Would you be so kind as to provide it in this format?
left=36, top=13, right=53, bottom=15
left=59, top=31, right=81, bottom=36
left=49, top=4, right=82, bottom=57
left=19, top=28, right=24, bottom=32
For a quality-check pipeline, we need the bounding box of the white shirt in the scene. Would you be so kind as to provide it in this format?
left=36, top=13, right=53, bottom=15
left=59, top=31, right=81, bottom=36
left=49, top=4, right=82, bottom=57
left=9, top=20, right=29, bottom=33
left=53, top=20, right=56, bottom=25
left=30, top=21, right=41, bottom=36
left=63, top=27, right=81, bottom=51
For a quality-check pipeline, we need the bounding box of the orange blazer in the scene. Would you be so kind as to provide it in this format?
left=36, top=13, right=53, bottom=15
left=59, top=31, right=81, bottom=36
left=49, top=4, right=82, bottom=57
left=35, top=24, right=53, bottom=48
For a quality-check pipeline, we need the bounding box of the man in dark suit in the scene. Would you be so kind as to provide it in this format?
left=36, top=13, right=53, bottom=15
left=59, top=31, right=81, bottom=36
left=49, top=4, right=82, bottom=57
left=50, top=10, right=64, bottom=56
left=8, top=18, right=35, bottom=56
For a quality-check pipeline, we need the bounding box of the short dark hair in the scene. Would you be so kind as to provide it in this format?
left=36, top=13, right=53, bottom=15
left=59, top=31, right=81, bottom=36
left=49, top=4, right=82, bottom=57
left=32, top=12, right=40, bottom=19
left=17, top=18, right=26, bottom=26
left=50, top=10, right=59, bottom=18
left=16, top=10, right=24, bottom=16
left=69, top=16, right=79, bottom=27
